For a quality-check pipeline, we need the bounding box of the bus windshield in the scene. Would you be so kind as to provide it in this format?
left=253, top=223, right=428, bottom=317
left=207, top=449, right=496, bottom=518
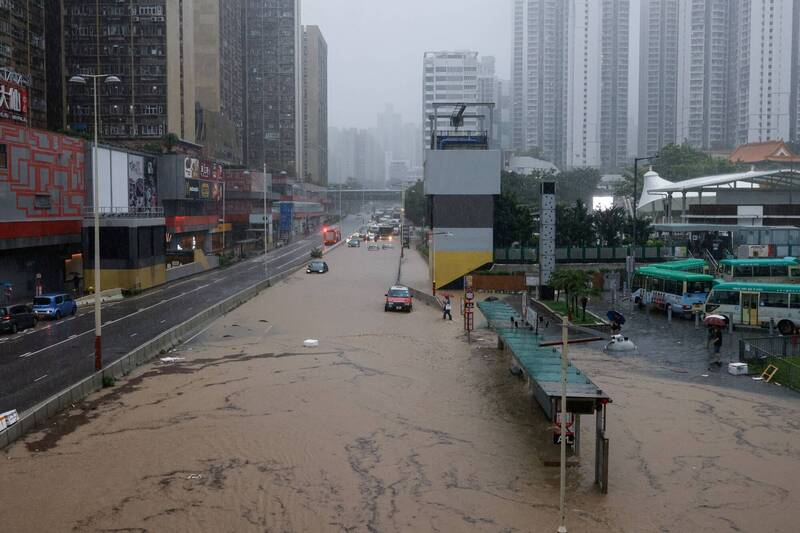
left=687, top=281, right=712, bottom=294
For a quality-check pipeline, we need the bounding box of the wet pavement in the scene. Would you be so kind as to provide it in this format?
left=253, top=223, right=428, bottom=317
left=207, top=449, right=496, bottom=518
left=0, top=242, right=798, bottom=532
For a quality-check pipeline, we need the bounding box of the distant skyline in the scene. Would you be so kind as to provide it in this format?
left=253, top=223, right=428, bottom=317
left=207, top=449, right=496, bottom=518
left=302, top=0, right=511, bottom=129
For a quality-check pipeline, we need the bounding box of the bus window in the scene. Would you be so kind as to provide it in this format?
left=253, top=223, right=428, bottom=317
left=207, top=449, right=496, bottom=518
left=687, top=281, right=711, bottom=294
left=633, top=274, right=643, bottom=290
left=771, top=265, right=789, bottom=277
left=708, top=290, right=739, bottom=305
left=664, top=279, right=678, bottom=295
left=753, top=265, right=771, bottom=277
left=791, top=267, right=800, bottom=278
left=760, top=292, right=789, bottom=308
left=734, top=265, right=752, bottom=277
left=792, top=294, right=800, bottom=308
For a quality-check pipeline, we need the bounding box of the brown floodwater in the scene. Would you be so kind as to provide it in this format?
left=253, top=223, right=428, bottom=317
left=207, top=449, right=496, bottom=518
left=1, top=245, right=798, bottom=532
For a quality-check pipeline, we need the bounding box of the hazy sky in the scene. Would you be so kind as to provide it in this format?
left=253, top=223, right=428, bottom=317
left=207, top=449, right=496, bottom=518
left=303, top=0, right=511, bottom=129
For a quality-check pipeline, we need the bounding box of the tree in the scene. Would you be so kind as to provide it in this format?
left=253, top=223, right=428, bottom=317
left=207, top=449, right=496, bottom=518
left=403, top=180, right=426, bottom=226
left=623, top=215, right=653, bottom=245
left=501, top=170, right=550, bottom=207
left=494, top=191, right=535, bottom=247
left=549, top=268, right=593, bottom=319
left=161, top=132, right=179, bottom=153
left=557, top=200, right=595, bottom=247
left=556, top=167, right=602, bottom=205
left=592, top=206, right=626, bottom=247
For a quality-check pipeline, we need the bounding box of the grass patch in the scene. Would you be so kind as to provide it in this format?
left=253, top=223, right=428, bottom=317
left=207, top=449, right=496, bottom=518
left=540, top=300, right=604, bottom=326
left=747, top=356, right=800, bottom=392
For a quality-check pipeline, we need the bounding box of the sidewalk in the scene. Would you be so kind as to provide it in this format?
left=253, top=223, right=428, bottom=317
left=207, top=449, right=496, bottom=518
left=399, top=248, right=431, bottom=295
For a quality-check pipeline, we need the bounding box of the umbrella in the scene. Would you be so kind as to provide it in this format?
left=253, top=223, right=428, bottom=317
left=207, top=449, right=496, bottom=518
left=704, top=314, right=728, bottom=327
left=606, top=310, right=625, bottom=325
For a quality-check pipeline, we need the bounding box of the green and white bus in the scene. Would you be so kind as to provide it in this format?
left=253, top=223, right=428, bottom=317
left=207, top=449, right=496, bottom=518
left=717, top=257, right=800, bottom=283
left=632, top=266, right=715, bottom=318
left=649, top=258, right=708, bottom=274
left=705, top=281, right=800, bottom=334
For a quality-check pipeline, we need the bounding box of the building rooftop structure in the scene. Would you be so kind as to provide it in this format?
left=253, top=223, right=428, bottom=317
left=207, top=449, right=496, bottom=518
left=729, top=141, right=800, bottom=165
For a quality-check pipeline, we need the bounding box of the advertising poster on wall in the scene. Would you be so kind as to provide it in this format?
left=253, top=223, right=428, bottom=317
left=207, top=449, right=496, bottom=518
left=279, top=202, right=294, bottom=232
left=128, top=155, right=158, bottom=210
left=0, top=79, right=28, bottom=123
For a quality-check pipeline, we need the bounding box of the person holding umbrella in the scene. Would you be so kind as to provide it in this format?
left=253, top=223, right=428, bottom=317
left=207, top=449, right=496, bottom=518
left=704, top=314, right=728, bottom=368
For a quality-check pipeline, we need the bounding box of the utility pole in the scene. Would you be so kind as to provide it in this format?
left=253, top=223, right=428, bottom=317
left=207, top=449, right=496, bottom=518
left=558, top=317, right=569, bottom=533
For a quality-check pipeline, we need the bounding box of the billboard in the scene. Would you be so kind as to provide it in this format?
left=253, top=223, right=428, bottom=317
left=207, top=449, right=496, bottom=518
left=279, top=202, right=294, bottom=231
left=0, top=79, right=28, bottom=123
left=128, top=155, right=158, bottom=210
left=185, top=178, right=222, bottom=201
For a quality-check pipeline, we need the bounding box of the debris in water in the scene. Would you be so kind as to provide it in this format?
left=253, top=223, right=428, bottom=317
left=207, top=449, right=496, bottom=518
left=160, top=357, right=186, bottom=363
left=701, top=374, right=709, bottom=378
left=186, top=473, right=203, bottom=480
left=303, top=339, right=319, bottom=347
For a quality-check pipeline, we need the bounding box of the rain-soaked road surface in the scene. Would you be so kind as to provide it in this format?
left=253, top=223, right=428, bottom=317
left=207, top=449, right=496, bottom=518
left=0, top=243, right=798, bottom=532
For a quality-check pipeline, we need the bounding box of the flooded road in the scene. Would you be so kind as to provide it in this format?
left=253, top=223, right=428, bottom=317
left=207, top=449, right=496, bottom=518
left=1, top=244, right=798, bottom=532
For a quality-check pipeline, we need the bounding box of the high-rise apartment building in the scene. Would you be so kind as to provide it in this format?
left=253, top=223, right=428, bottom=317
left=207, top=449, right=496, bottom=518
left=512, top=0, right=569, bottom=167
left=514, top=0, right=629, bottom=170
left=676, top=0, right=733, bottom=150
left=422, top=51, right=479, bottom=150
left=302, top=25, right=327, bottom=186
left=731, top=0, right=796, bottom=145
left=194, top=0, right=244, bottom=164
left=566, top=0, right=602, bottom=168
left=599, top=0, right=630, bottom=171
left=244, top=0, right=301, bottom=175
left=0, top=0, right=47, bottom=129
left=793, top=0, right=800, bottom=142
left=59, top=0, right=196, bottom=142
left=638, top=0, right=679, bottom=156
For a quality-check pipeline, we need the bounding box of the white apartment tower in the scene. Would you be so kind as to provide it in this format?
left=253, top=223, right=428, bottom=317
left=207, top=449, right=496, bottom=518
left=422, top=51, right=480, bottom=150
left=638, top=0, right=679, bottom=156
left=514, top=0, right=629, bottom=171
left=676, top=0, right=734, bottom=150
left=676, top=0, right=796, bottom=149
left=511, top=0, right=569, bottom=167
left=732, top=0, right=796, bottom=145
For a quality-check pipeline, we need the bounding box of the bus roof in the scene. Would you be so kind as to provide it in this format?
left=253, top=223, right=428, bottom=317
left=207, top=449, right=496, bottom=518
left=718, top=257, right=798, bottom=267
left=710, top=281, right=800, bottom=293
left=649, top=258, right=707, bottom=270
left=636, top=266, right=714, bottom=282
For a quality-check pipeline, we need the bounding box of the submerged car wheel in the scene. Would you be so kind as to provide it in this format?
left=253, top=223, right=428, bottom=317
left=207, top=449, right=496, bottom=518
left=11, top=323, right=17, bottom=334
left=55, top=310, right=61, bottom=320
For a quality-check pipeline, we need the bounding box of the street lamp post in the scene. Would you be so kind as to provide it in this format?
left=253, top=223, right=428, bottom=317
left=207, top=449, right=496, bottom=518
left=69, top=73, right=121, bottom=371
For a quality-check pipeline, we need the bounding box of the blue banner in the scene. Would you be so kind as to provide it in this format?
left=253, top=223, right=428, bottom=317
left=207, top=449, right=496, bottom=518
left=279, top=203, right=294, bottom=232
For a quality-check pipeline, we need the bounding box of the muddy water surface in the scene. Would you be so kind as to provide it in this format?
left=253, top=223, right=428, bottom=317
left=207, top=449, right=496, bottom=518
left=0, top=245, right=798, bottom=532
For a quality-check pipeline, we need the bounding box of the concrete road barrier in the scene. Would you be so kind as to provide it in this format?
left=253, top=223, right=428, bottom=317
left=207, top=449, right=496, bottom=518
left=76, top=287, right=124, bottom=307
left=0, top=242, right=333, bottom=450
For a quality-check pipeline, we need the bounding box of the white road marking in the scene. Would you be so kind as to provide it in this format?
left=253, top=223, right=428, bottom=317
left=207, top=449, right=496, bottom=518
left=8, top=234, right=327, bottom=360
left=68, top=334, right=78, bottom=339
left=130, top=333, right=138, bottom=338
left=160, top=319, right=167, bottom=324
left=34, top=374, right=48, bottom=382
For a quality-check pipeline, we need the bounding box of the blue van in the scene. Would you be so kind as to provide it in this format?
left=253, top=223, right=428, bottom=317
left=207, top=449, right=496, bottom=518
left=32, top=293, right=77, bottom=320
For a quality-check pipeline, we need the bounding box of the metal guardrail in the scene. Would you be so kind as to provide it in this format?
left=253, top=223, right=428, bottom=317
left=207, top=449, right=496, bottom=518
left=494, top=245, right=674, bottom=263
left=83, top=206, right=165, bottom=218
left=739, top=335, right=800, bottom=363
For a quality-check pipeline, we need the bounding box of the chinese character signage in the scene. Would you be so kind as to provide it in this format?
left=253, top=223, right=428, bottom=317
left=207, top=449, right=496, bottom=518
left=0, top=80, right=28, bottom=123
left=183, top=156, right=223, bottom=200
